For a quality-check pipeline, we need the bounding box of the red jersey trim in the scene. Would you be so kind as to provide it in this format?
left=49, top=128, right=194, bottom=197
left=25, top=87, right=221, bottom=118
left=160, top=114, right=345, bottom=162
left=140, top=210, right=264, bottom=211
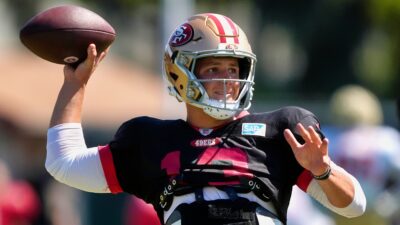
left=296, top=169, right=313, bottom=192
left=98, top=145, right=123, bottom=194
left=235, top=110, right=250, bottom=119
left=189, top=111, right=250, bottom=132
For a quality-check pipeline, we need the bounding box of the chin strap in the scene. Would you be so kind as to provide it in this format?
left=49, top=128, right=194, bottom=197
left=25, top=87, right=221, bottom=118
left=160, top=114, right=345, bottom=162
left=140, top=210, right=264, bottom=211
left=202, top=98, right=240, bottom=120
left=203, top=106, right=237, bottom=120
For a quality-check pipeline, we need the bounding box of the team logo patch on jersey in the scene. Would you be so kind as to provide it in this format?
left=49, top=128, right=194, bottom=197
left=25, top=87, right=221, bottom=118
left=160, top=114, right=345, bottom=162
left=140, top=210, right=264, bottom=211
left=241, top=123, right=266, bottom=137
left=191, top=138, right=221, bottom=148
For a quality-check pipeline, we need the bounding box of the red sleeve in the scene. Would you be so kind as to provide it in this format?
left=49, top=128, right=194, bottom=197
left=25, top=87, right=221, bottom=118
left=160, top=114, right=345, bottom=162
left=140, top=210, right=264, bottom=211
left=296, top=169, right=313, bottom=192
left=98, top=145, right=123, bottom=194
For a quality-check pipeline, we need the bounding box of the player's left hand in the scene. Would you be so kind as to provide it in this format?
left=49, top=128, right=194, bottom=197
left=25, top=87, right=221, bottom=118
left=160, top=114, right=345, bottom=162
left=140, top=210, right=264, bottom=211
left=284, top=123, right=331, bottom=176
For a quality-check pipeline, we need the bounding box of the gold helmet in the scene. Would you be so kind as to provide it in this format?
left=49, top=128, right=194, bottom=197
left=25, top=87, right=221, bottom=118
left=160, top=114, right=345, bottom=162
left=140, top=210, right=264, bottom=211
left=163, top=13, right=257, bottom=120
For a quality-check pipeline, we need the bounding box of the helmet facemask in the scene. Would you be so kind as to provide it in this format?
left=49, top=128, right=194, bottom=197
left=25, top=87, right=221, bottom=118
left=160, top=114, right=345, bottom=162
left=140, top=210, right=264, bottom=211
left=167, top=51, right=256, bottom=120
left=163, top=13, right=257, bottom=120
left=194, top=56, right=256, bottom=119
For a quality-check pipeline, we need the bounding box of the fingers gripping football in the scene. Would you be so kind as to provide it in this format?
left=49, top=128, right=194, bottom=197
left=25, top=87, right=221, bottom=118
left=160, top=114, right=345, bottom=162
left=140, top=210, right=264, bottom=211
left=64, top=44, right=107, bottom=85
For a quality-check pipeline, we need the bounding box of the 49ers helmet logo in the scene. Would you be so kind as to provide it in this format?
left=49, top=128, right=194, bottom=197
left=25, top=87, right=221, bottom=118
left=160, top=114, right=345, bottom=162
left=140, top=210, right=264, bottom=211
left=169, top=23, right=194, bottom=47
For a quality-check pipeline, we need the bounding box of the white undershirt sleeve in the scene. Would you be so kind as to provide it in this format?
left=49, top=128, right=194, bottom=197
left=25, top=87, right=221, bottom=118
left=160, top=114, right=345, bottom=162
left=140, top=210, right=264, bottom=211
left=306, top=162, right=366, bottom=218
left=46, top=123, right=110, bottom=193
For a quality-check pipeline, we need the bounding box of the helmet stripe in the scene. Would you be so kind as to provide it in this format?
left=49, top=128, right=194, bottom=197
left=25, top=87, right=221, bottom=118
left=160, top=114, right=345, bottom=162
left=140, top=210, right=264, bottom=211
left=223, top=16, right=239, bottom=44
left=206, top=14, right=227, bottom=43
left=207, top=14, right=240, bottom=44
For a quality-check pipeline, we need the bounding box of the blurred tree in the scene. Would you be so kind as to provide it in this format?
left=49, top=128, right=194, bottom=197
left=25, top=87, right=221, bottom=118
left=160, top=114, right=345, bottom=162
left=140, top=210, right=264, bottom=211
left=9, top=0, right=399, bottom=98
left=253, top=0, right=369, bottom=98
left=363, top=0, right=400, bottom=97
left=80, top=0, right=158, bottom=15
left=5, top=0, right=38, bottom=27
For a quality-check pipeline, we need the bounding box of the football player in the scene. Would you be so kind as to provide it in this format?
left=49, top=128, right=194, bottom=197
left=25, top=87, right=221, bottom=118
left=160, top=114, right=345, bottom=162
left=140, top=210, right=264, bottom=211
left=327, top=85, right=400, bottom=225
left=45, top=13, right=366, bottom=225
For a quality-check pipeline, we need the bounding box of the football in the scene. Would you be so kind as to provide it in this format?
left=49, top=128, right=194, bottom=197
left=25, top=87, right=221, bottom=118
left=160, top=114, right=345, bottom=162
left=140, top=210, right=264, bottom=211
left=19, top=5, right=116, bottom=65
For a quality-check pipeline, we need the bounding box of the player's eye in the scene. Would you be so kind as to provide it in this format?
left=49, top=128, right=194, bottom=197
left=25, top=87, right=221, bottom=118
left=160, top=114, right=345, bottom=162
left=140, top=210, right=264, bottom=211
left=198, top=65, right=239, bottom=79
left=227, top=68, right=239, bottom=77
left=207, top=67, right=218, bottom=74
left=199, top=67, right=219, bottom=77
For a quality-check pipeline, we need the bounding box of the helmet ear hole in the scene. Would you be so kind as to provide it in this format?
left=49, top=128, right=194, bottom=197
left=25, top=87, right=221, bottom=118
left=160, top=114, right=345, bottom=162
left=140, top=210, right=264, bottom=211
left=170, top=72, right=179, bottom=81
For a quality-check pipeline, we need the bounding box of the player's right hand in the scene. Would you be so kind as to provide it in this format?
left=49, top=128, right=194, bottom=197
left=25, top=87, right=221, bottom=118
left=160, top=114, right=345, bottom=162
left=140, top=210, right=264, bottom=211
left=63, top=44, right=108, bottom=85
left=284, top=123, right=331, bottom=176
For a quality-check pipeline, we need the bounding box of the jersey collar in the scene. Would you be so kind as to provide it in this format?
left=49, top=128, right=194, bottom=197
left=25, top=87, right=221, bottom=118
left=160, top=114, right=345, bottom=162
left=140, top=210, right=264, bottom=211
left=189, top=110, right=250, bottom=136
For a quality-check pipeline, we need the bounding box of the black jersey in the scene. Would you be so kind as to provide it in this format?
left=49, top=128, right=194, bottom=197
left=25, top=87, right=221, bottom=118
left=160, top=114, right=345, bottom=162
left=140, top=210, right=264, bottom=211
left=99, top=106, right=323, bottom=222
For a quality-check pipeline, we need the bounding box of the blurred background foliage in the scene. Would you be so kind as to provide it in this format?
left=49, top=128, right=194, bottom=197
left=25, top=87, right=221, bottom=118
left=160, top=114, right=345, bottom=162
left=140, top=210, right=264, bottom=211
left=6, top=0, right=398, bottom=125
left=7, top=0, right=399, bottom=98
